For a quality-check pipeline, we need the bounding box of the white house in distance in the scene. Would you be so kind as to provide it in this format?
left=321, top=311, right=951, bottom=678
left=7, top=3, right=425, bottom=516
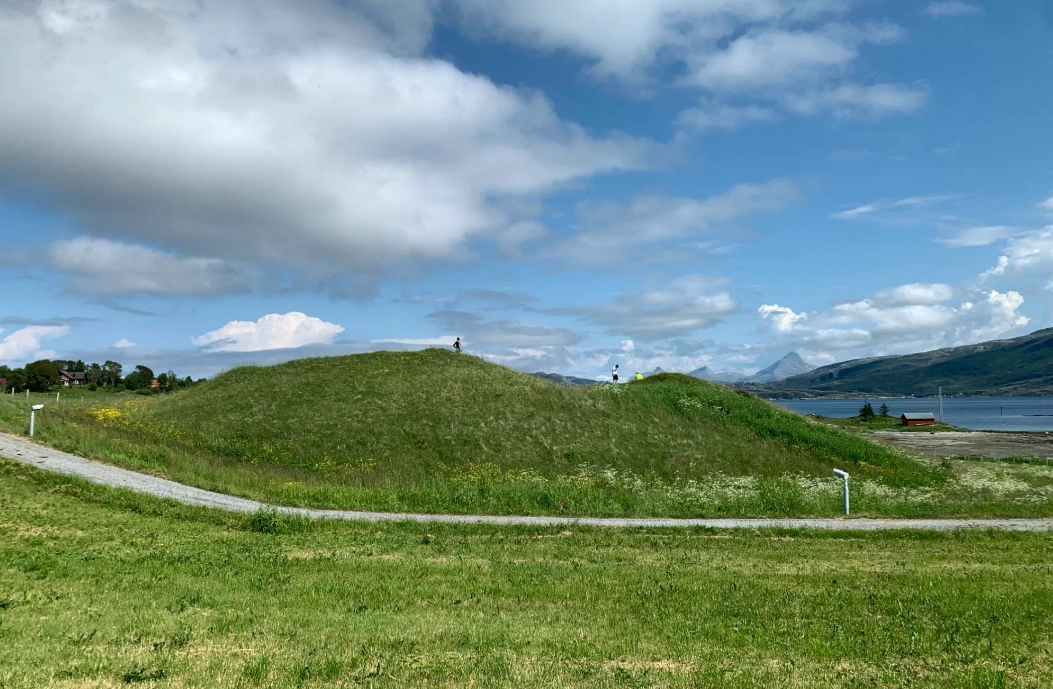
left=59, top=370, right=86, bottom=387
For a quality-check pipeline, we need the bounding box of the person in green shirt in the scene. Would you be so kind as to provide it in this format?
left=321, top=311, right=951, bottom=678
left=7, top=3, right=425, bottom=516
left=634, top=371, right=643, bottom=380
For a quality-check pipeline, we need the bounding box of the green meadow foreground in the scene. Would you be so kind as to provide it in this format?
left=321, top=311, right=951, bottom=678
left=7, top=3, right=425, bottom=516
left=2, top=461, right=1052, bottom=688
left=1, top=349, right=1052, bottom=518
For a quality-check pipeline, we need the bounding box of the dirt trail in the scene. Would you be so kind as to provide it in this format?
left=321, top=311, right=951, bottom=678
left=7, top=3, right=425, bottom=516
left=2, top=431, right=1052, bottom=531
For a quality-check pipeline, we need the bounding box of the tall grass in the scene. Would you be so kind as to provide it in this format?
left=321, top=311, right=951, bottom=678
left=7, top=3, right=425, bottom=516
left=2, top=461, right=1052, bottom=688
left=7, top=350, right=1050, bottom=517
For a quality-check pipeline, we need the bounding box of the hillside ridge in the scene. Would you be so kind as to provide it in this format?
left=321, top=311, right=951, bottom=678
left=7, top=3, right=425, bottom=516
left=772, top=327, right=1053, bottom=396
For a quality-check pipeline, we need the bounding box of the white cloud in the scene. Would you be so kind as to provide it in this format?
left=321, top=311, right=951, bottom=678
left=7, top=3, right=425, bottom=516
left=454, top=1, right=922, bottom=124
left=1, top=1, right=656, bottom=284
left=832, top=203, right=879, bottom=219
left=758, top=304, right=808, bottom=333
left=192, top=312, right=345, bottom=352
left=758, top=282, right=1030, bottom=355
left=48, top=237, right=254, bottom=296
left=873, top=283, right=955, bottom=307
left=675, top=100, right=777, bottom=131
left=981, top=228, right=1053, bottom=286
left=113, top=338, right=136, bottom=348
left=689, top=29, right=860, bottom=91
left=0, top=325, right=70, bottom=364
left=925, top=2, right=983, bottom=19
left=1039, top=196, right=1053, bottom=212
left=559, top=274, right=738, bottom=341
left=545, top=179, right=800, bottom=264
left=936, top=226, right=1014, bottom=248
left=831, top=194, right=952, bottom=220
left=782, top=82, right=928, bottom=118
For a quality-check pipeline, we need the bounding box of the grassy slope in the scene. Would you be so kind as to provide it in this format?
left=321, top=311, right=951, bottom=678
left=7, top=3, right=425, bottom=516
left=2, top=460, right=1053, bottom=688
left=8, top=351, right=1053, bottom=517
left=134, top=350, right=934, bottom=484
left=7, top=352, right=1053, bottom=517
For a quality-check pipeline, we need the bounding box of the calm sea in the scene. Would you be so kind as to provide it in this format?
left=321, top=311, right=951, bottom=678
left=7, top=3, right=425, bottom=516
left=773, top=397, right=1053, bottom=432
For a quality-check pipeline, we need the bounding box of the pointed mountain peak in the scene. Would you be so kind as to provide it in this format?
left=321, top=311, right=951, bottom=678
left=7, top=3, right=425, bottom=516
left=747, top=352, right=815, bottom=383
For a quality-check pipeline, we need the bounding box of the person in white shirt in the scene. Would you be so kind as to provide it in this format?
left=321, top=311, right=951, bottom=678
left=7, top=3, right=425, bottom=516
left=612, top=364, right=619, bottom=383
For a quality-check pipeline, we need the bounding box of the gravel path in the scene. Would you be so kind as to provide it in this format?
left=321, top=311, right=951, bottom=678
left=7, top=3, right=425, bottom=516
left=3, top=431, right=1053, bottom=531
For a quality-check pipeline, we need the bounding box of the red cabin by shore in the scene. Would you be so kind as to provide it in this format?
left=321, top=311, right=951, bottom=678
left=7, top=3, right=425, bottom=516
left=901, top=413, right=936, bottom=426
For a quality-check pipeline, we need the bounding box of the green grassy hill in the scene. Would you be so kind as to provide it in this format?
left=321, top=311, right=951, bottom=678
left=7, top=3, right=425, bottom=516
left=137, top=349, right=930, bottom=484
left=18, top=348, right=1043, bottom=517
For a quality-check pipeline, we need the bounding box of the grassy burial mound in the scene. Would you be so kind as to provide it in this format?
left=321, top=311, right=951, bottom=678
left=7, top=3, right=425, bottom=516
left=140, top=349, right=932, bottom=482
left=0, top=349, right=970, bottom=517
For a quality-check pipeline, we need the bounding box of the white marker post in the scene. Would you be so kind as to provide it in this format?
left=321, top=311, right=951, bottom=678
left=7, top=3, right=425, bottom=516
left=833, top=469, right=850, bottom=516
left=30, top=404, right=43, bottom=438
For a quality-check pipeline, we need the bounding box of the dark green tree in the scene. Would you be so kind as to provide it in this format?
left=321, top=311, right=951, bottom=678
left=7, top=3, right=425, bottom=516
left=124, top=365, right=156, bottom=391
left=879, top=403, right=890, bottom=418
left=25, top=359, right=61, bottom=392
left=86, top=362, right=104, bottom=385
left=156, top=373, right=169, bottom=391
left=103, top=361, right=123, bottom=389
left=5, top=367, right=26, bottom=391
left=859, top=401, right=875, bottom=422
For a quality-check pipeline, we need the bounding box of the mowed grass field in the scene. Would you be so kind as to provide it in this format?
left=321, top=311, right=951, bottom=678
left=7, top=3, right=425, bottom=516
left=2, top=460, right=1052, bottom=688
left=1, top=349, right=1052, bottom=517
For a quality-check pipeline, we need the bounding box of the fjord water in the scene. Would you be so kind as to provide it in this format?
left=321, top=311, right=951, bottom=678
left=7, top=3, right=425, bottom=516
left=774, top=397, right=1053, bottom=432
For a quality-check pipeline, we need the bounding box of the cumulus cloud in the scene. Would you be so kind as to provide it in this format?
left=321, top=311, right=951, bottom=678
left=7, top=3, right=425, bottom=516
left=758, top=304, right=808, bottom=333
left=981, top=228, right=1053, bottom=287
left=0, top=325, right=70, bottom=364
left=452, top=1, right=922, bottom=126
left=545, top=179, right=801, bottom=265
left=936, top=226, right=1015, bottom=248
left=687, top=25, right=903, bottom=92
left=925, top=2, right=983, bottom=19
left=758, top=282, right=1030, bottom=355
left=558, top=274, right=738, bottom=341
left=113, top=338, right=136, bottom=349
left=192, top=312, right=345, bottom=352
left=1039, top=196, right=1053, bottom=212
left=48, top=237, right=254, bottom=296
left=1, top=0, right=655, bottom=285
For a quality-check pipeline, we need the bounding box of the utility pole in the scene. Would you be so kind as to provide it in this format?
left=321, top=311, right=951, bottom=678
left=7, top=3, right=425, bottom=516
left=939, top=387, right=943, bottom=424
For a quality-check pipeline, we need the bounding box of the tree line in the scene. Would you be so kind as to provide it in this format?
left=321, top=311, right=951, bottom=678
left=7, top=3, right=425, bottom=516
left=0, top=359, right=205, bottom=393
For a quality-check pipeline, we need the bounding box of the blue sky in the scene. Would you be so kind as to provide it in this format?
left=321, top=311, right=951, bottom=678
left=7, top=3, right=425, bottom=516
left=2, top=0, right=1053, bottom=379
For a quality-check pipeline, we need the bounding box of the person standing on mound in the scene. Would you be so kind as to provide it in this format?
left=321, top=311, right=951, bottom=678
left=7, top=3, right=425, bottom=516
left=635, top=371, right=643, bottom=381
left=612, top=364, right=619, bottom=383
left=454, top=337, right=462, bottom=353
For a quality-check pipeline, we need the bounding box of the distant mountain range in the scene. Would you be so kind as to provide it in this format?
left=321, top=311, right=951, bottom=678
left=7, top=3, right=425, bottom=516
left=687, top=366, right=745, bottom=383
left=746, top=352, right=815, bottom=383
left=533, top=352, right=815, bottom=388
left=766, top=327, right=1053, bottom=397
left=529, top=372, right=600, bottom=387
left=534, top=329, right=1053, bottom=397
left=689, top=352, right=814, bottom=384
